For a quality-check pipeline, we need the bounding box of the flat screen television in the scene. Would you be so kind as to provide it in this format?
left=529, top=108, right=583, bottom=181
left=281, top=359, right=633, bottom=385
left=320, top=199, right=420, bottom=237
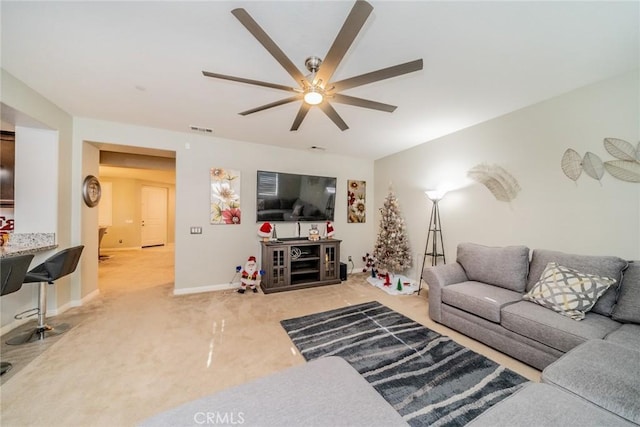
left=256, top=170, right=336, bottom=222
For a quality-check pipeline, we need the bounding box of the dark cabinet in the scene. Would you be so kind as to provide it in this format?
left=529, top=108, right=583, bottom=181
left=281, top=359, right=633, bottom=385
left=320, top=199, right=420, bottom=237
left=261, top=239, right=341, bottom=293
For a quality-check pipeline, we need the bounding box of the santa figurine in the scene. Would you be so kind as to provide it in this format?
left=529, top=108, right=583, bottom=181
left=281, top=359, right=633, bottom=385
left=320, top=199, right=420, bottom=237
left=325, top=221, right=335, bottom=239
left=238, top=256, right=260, bottom=294
left=258, top=222, right=273, bottom=242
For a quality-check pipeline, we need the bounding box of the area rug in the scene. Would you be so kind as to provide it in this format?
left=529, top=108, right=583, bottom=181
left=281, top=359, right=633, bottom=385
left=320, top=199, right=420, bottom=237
left=281, top=301, right=527, bottom=427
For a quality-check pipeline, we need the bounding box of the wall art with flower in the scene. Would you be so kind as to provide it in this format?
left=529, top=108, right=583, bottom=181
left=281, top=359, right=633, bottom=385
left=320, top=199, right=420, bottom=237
left=210, top=168, right=241, bottom=225
left=347, top=179, right=366, bottom=223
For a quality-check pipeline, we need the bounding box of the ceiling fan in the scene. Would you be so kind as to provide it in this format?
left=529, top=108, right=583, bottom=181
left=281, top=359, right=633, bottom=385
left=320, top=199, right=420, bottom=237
left=202, top=0, right=423, bottom=131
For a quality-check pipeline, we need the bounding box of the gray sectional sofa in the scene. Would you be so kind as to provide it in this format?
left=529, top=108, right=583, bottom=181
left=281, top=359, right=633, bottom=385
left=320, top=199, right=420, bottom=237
left=423, top=242, right=640, bottom=370
left=426, top=242, right=640, bottom=425
left=469, top=338, right=640, bottom=426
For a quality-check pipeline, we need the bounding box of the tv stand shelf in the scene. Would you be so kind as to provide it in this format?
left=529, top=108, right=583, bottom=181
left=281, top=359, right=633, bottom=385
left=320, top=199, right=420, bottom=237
left=261, top=239, right=341, bottom=294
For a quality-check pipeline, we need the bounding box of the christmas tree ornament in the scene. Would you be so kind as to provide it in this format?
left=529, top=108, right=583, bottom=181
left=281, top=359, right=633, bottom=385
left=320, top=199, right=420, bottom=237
left=396, top=278, right=403, bottom=291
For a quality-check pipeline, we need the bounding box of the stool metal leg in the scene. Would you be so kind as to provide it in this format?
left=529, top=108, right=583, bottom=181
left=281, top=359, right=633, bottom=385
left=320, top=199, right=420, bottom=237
left=6, top=281, right=70, bottom=345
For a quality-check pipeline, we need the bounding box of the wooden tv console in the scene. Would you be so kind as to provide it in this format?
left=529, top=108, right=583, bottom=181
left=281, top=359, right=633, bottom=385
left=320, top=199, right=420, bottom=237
left=260, top=238, right=341, bottom=294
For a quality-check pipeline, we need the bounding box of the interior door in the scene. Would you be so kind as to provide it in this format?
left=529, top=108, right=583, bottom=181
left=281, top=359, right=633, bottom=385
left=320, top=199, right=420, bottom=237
left=141, top=186, right=167, bottom=247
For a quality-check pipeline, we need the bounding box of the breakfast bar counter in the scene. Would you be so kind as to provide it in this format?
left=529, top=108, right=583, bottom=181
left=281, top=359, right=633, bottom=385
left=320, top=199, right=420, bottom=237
left=0, top=233, right=57, bottom=258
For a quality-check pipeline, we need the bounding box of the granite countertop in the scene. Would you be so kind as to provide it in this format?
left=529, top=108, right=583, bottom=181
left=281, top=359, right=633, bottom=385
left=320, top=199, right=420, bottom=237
left=0, top=233, right=57, bottom=258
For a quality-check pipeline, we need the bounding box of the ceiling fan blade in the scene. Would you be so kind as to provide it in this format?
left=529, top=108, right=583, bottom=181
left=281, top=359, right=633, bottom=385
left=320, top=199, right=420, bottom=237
left=231, top=8, right=307, bottom=87
left=331, top=94, right=397, bottom=113
left=290, top=104, right=311, bottom=131
left=202, top=71, right=299, bottom=93
left=330, top=59, right=423, bottom=92
left=239, top=95, right=301, bottom=116
left=319, top=102, right=349, bottom=131
left=313, top=1, right=373, bottom=89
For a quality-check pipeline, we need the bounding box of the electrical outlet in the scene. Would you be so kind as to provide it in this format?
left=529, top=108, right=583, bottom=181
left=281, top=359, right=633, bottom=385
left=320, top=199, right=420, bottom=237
left=348, top=255, right=352, bottom=262
left=190, top=226, right=203, bottom=234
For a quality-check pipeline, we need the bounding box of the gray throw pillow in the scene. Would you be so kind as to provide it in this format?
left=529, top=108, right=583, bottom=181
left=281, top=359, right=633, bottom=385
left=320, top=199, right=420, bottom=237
left=612, top=261, right=640, bottom=323
left=456, top=243, right=530, bottom=292
left=523, top=262, right=616, bottom=320
left=527, top=249, right=628, bottom=316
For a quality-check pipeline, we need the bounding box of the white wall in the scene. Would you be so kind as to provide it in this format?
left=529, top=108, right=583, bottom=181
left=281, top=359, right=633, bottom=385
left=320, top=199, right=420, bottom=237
left=375, top=70, right=640, bottom=281
left=79, top=142, right=101, bottom=300
left=1, top=69, right=76, bottom=331
left=13, top=126, right=58, bottom=232
left=74, top=118, right=375, bottom=294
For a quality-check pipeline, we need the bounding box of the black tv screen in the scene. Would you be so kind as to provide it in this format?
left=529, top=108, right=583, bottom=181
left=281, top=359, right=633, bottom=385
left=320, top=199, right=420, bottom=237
left=256, top=170, right=336, bottom=222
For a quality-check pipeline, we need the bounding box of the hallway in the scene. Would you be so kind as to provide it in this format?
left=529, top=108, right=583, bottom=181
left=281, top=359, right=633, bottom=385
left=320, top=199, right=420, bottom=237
left=98, top=244, right=175, bottom=294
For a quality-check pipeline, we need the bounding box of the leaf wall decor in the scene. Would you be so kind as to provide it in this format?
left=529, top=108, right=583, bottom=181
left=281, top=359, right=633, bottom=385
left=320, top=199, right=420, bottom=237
left=636, top=141, right=640, bottom=162
left=604, top=160, right=640, bottom=182
left=561, top=148, right=582, bottom=181
left=604, top=138, right=637, bottom=161
left=582, top=152, right=604, bottom=181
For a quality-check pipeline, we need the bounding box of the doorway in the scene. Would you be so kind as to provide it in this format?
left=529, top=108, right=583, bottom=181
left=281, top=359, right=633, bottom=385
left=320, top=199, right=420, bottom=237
left=96, top=145, right=176, bottom=294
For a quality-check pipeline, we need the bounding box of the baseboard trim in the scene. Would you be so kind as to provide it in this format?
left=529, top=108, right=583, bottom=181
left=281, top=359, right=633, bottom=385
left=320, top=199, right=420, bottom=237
left=0, top=289, right=101, bottom=336
left=173, top=282, right=240, bottom=296
left=101, top=246, right=142, bottom=252
left=48, top=288, right=101, bottom=316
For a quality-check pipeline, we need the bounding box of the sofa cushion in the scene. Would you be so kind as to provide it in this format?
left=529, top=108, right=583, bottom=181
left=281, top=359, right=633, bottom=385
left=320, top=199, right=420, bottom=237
left=523, top=262, right=616, bottom=320
left=541, top=340, right=640, bottom=424
left=139, top=356, right=408, bottom=427
left=612, top=261, right=640, bottom=323
left=456, top=243, right=530, bottom=292
left=527, top=249, right=627, bottom=317
left=501, top=301, right=621, bottom=352
left=466, top=382, right=636, bottom=427
left=442, top=281, right=522, bottom=323
left=605, top=324, right=640, bottom=352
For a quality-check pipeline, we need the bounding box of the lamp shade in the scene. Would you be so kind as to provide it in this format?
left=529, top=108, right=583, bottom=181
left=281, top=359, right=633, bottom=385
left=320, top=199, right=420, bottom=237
left=425, top=189, right=447, bottom=201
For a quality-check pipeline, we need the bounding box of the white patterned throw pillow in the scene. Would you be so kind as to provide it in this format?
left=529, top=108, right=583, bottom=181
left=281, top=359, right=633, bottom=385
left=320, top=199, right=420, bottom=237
left=523, top=262, right=616, bottom=320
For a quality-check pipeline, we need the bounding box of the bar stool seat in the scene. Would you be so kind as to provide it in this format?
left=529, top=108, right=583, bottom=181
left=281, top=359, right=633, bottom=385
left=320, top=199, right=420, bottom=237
left=7, top=245, right=84, bottom=345
left=0, top=254, right=35, bottom=374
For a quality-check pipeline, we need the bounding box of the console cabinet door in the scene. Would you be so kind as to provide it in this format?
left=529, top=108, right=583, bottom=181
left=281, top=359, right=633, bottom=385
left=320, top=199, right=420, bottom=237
left=321, top=241, right=339, bottom=281
left=265, top=246, right=289, bottom=289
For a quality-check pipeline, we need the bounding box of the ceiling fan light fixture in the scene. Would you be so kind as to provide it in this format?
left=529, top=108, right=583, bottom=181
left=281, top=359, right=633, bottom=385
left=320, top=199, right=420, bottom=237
left=304, top=88, right=324, bottom=105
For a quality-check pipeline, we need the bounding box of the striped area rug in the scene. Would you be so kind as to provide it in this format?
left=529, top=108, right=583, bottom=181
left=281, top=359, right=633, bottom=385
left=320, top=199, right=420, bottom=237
left=281, top=301, right=527, bottom=427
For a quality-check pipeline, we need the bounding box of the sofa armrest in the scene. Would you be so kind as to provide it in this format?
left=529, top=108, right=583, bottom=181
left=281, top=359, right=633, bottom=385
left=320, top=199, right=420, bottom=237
left=423, top=263, right=468, bottom=323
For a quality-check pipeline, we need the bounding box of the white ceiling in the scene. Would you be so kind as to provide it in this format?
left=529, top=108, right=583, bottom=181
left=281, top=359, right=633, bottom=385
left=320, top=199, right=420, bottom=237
left=2, top=1, right=638, bottom=160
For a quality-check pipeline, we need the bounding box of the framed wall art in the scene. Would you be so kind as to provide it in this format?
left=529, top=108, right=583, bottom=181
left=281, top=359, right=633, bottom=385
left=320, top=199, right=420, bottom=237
left=210, top=168, right=241, bottom=224
left=347, top=179, right=366, bottom=223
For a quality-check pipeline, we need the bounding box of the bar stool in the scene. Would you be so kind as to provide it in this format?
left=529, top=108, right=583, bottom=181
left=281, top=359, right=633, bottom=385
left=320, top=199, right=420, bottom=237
left=0, top=254, right=35, bottom=374
left=7, top=245, right=84, bottom=345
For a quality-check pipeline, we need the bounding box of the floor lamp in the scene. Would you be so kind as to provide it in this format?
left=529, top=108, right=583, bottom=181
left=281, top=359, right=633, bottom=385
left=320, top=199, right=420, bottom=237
left=418, top=190, right=446, bottom=294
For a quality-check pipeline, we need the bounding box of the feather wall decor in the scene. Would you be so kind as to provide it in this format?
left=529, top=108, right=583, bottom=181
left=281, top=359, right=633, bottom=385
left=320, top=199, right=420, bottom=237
left=467, top=163, right=521, bottom=202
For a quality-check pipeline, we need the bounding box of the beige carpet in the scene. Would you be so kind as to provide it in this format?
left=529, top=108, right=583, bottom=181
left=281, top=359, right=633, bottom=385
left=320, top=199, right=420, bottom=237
left=0, top=246, right=539, bottom=426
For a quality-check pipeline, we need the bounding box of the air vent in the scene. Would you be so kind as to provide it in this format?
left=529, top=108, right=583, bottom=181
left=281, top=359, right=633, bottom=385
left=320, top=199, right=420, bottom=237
left=190, top=126, right=213, bottom=134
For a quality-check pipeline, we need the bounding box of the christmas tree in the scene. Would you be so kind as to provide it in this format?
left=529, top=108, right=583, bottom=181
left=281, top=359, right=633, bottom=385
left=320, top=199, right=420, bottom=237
left=373, top=188, right=412, bottom=274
